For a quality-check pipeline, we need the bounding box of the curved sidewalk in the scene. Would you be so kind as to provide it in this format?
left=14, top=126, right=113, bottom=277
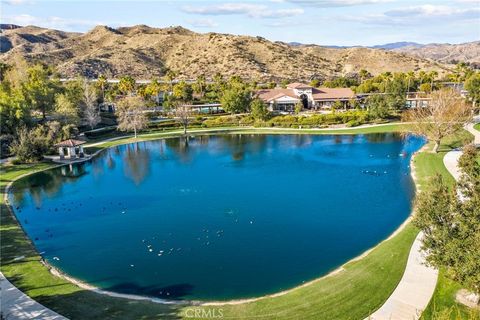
left=370, top=120, right=480, bottom=320
left=367, top=232, right=438, bottom=320
left=0, top=272, right=66, bottom=320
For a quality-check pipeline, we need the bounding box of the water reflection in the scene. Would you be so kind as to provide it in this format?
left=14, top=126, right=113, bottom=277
left=7, top=133, right=425, bottom=300
left=123, top=142, right=151, bottom=185
left=12, top=165, right=86, bottom=208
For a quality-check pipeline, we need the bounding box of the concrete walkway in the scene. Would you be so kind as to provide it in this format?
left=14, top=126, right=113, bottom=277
left=368, top=233, right=439, bottom=320
left=370, top=119, right=480, bottom=320
left=0, top=272, right=66, bottom=320
left=443, top=118, right=480, bottom=181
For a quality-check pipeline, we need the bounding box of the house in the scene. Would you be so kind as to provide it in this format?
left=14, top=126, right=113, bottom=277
left=256, top=83, right=357, bottom=113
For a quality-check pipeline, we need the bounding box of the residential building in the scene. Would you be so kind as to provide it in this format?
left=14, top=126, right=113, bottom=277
left=256, top=83, right=357, bottom=112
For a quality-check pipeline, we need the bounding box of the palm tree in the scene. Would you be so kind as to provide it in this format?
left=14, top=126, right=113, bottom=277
left=359, top=69, right=370, bottom=82
left=406, top=71, right=415, bottom=94
left=193, top=74, right=206, bottom=100
left=119, top=75, right=136, bottom=96
left=97, top=74, right=107, bottom=102
left=164, top=70, right=177, bottom=93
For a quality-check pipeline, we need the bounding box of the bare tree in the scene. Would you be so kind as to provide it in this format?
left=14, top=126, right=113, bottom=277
left=403, top=88, right=472, bottom=153
left=173, top=101, right=193, bottom=135
left=83, top=81, right=101, bottom=129
left=116, top=96, right=149, bottom=138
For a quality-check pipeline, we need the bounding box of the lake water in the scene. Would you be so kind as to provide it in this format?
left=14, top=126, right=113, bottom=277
left=9, top=133, right=424, bottom=300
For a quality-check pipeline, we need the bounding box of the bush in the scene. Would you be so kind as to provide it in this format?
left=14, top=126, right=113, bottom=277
left=267, top=111, right=370, bottom=128
left=9, top=127, right=50, bottom=163
left=203, top=115, right=247, bottom=127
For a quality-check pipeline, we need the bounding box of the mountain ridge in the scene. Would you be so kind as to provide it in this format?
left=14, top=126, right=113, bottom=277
left=0, top=24, right=459, bottom=80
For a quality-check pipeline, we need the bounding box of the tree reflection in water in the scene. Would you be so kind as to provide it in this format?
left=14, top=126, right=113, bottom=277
left=123, top=142, right=151, bottom=185
left=164, top=136, right=191, bottom=163
left=12, top=165, right=86, bottom=208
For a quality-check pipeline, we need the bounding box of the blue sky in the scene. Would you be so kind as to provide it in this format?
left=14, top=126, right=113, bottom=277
left=1, top=0, right=479, bottom=46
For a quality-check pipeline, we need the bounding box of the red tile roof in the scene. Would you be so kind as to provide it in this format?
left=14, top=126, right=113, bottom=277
left=312, top=87, right=355, bottom=100
left=256, top=89, right=299, bottom=102
left=54, top=139, right=86, bottom=147
left=286, top=82, right=311, bottom=89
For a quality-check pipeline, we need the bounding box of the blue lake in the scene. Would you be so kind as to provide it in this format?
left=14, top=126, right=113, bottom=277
left=9, top=133, right=424, bottom=300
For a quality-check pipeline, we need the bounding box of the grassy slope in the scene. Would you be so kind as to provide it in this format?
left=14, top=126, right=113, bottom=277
left=0, top=124, right=476, bottom=320
left=474, top=123, right=480, bottom=132
left=417, top=130, right=480, bottom=320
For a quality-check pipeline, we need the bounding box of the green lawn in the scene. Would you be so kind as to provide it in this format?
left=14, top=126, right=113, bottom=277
left=474, top=123, right=480, bottom=132
left=1, top=124, right=478, bottom=320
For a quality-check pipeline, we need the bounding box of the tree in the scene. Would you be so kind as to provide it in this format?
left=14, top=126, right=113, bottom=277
left=96, top=74, right=108, bottom=102
left=465, top=72, right=480, bottom=110
left=403, top=88, right=472, bottom=153
left=164, top=70, right=177, bottom=92
left=9, top=127, right=50, bottom=162
left=118, top=75, right=136, bottom=96
left=250, top=98, right=269, bottom=120
left=116, top=96, right=148, bottom=138
left=22, top=64, right=59, bottom=119
left=359, top=69, right=371, bottom=82
left=144, top=79, right=163, bottom=104
left=294, top=101, right=303, bottom=114
left=173, top=102, right=192, bottom=135
left=172, top=80, right=193, bottom=101
left=192, top=75, right=207, bottom=100
left=366, top=94, right=390, bottom=119
left=82, top=81, right=100, bottom=129
left=220, top=88, right=252, bottom=114
left=0, top=85, right=30, bottom=135
left=405, top=71, right=416, bottom=93
left=419, top=83, right=432, bottom=93
left=414, top=146, right=480, bottom=295
left=55, top=93, right=80, bottom=124
left=309, top=79, right=320, bottom=88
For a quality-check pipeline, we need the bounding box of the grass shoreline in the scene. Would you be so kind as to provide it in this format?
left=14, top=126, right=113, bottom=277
left=0, top=124, right=476, bottom=319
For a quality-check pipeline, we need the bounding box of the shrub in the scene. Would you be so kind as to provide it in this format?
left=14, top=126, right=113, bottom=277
left=9, top=127, right=50, bottom=163
left=267, top=111, right=370, bottom=128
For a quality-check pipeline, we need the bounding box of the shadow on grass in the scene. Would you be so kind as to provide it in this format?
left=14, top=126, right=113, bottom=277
left=31, top=290, right=184, bottom=320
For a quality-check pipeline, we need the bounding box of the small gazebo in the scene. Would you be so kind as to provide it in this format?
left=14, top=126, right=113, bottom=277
left=55, top=139, right=86, bottom=160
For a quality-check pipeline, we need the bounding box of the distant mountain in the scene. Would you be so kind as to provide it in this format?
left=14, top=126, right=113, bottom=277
left=289, top=41, right=422, bottom=50
left=0, top=24, right=22, bottom=30
left=371, top=42, right=423, bottom=50
left=393, top=41, right=480, bottom=65
left=0, top=24, right=452, bottom=80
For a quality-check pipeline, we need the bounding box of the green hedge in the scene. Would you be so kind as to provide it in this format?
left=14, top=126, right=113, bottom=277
left=267, top=111, right=371, bottom=128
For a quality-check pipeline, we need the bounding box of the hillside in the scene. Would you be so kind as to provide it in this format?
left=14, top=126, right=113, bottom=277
left=393, top=41, right=480, bottom=65
left=0, top=24, right=453, bottom=81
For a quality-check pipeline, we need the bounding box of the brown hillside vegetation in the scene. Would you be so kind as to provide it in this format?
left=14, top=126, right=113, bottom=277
left=393, top=41, right=480, bottom=65
left=0, top=24, right=453, bottom=81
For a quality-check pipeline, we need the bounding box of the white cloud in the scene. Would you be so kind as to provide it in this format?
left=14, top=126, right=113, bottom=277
left=187, top=18, right=219, bottom=28
left=346, top=5, right=480, bottom=26
left=287, top=0, right=392, bottom=7
left=455, top=0, right=480, bottom=3
left=182, top=3, right=304, bottom=19
left=2, top=14, right=102, bottom=31
left=2, top=0, right=34, bottom=5
left=385, top=5, right=478, bottom=18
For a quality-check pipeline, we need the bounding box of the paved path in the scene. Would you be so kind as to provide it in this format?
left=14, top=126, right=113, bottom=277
left=443, top=118, right=480, bottom=181
left=368, top=233, right=439, bottom=320
left=370, top=119, right=480, bottom=320
left=0, top=272, right=66, bottom=320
